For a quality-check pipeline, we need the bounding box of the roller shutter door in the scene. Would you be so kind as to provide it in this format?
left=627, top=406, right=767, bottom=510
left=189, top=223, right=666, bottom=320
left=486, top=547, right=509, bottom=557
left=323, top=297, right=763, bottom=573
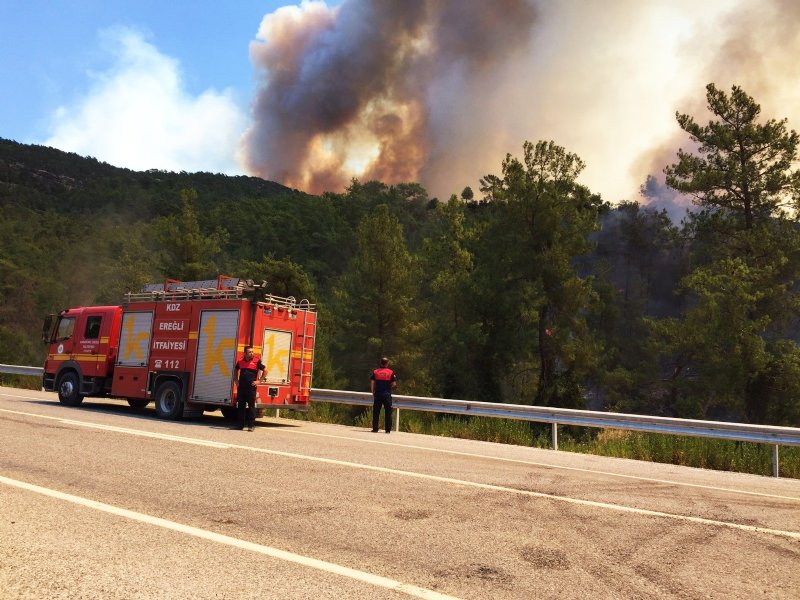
left=192, top=310, right=239, bottom=402
left=117, top=312, right=153, bottom=367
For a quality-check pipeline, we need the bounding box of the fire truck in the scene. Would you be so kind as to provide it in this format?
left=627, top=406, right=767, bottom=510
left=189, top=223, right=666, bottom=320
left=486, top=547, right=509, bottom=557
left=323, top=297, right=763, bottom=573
left=41, top=276, right=316, bottom=420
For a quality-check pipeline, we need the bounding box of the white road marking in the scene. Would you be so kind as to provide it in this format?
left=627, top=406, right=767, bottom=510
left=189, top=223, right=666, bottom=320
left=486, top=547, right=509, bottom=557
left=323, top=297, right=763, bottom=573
left=0, top=475, right=461, bottom=600
left=275, top=428, right=800, bottom=502
left=236, top=444, right=800, bottom=541
left=2, top=403, right=800, bottom=541
left=2, top=394, right=798, bottom=502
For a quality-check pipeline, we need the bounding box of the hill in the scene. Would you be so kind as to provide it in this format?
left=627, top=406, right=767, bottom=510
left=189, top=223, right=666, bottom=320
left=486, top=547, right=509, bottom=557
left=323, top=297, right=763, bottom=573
left=0, top=138, right=435, bottom=380
left=3, top=137, right=796, bottom=429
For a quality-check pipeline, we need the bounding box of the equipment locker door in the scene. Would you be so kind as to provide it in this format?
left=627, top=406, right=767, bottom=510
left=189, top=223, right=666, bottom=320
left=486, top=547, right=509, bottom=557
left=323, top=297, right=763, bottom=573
left=192, top=310, right=239, bottom=402
left=117, top=312, right=153, bottom=367
left=261, top=328, right=292, bottom=385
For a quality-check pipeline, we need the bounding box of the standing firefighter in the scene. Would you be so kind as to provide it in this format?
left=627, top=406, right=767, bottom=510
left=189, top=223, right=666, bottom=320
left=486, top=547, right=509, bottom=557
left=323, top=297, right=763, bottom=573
left=370, top=357, right=397, bottom=433
left=235, top=346, right=265, bottom=431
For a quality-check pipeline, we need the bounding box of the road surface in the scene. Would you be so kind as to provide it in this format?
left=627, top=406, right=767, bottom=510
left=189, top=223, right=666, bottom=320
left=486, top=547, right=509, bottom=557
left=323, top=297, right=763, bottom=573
left=1, top=386, right=798, bottom=599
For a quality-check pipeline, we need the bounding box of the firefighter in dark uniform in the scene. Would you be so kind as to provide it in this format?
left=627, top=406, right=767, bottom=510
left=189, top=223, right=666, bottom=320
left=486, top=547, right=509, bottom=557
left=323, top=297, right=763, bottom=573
left=370, top=357, right=397, bottom=433
left=234, top=345, right=265, bottom=431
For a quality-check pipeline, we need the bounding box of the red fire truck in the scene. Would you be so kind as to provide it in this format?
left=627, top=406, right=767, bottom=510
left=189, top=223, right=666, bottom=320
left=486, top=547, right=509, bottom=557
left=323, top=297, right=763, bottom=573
left=41, top=276, right=316, bottom=420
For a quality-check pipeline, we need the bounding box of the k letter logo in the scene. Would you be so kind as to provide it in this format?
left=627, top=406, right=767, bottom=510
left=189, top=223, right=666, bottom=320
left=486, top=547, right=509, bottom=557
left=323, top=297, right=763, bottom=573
left=123, top=316, right=149, bottom=361
left=202, top=316, right=234, bottom=376
left=263, top=332, right=289, bottom=379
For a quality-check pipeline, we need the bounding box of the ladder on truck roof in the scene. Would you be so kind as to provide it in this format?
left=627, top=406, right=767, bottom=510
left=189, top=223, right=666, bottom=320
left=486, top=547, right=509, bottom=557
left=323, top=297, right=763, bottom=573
left=123, top=277, right=317, bottom=308
left=297, top=300, right=316, bottom=397
left=125, top=276, right=245, bottom=302
left=143, top=276, right=242, bottom=293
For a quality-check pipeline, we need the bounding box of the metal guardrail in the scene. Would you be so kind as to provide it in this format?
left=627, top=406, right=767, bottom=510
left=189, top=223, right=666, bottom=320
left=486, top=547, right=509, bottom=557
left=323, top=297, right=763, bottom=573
left=310, top=388, right=800, bottom=478
left=0, top=364, right=43, bottom=377
left=311, top=388, right=800, bottom=445
left=3, top=364, right=799, bottom=477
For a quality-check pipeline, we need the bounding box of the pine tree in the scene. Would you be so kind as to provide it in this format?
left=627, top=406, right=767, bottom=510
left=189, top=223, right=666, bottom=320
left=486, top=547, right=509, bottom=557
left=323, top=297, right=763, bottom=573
left=480, top=141, right=606, bottom=407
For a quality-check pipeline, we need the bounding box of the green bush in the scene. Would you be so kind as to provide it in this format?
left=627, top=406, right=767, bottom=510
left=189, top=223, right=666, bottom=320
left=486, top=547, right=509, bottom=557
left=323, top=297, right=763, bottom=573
left=0, top=374, right=40, bottom=390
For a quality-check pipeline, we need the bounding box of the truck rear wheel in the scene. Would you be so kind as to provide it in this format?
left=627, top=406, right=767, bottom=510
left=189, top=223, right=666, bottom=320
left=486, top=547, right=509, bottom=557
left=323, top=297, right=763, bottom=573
left=57, top=372, right=84, bottom=407
left=127, top=398, right=149, bottom=409
left=154, top=381, right=183, bottom=419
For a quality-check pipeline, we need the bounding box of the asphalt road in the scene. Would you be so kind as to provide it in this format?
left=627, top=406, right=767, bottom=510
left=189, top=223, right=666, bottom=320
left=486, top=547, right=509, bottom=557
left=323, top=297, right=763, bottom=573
left=1, top=386, right=799, bottom=599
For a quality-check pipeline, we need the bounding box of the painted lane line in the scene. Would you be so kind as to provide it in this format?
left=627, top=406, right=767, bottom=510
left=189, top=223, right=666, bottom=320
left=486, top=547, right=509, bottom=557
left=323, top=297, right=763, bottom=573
left=232, top=443, right=800, bottom=541
left=0, top=407, right=231, bottom=448
left=274, top=429, right=800, bottom=502
left=0, top=393, right=40, bottom=399
left=3, top=398, right=797, bottom=503
left=0, top=475, right=461, bottom=600
left=2, top=405, right=800, bottom=540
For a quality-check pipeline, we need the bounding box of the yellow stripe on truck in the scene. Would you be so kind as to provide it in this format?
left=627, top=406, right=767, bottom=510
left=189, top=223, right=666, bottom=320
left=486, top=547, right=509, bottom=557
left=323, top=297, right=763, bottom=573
left=47, top=354, right=108, bottom=363
left=72, top=354, right=108, bottom=362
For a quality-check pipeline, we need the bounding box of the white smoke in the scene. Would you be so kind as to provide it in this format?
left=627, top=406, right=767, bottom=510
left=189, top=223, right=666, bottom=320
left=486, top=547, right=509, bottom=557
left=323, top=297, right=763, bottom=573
left=43, top=27, right=247, bottom=175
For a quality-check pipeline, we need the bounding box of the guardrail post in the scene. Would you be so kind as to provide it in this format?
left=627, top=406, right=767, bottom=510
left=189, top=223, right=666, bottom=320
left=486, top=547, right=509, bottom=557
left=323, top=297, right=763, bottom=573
left=772, top=445, right=779, bottom=478
left=552, top=422, right=558, bottom=451
left=275, top=409, right=280, bottom=419
left=395, top=407, right=400, bottom=432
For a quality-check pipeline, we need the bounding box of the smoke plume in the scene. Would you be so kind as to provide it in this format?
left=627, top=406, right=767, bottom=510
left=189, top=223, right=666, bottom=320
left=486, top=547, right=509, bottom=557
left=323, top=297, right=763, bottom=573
left=240, top=0, right=536, bottom=195
left=240, top=0, right=800, bottom=206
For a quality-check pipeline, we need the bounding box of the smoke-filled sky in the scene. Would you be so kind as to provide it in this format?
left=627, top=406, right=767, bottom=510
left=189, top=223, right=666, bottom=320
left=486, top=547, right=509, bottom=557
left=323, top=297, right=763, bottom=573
left=3, top=0, right=800, bottom=218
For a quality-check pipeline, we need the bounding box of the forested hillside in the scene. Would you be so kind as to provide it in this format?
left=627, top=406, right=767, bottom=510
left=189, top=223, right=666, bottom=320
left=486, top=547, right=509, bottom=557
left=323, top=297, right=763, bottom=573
left=2, top=83, right=799, bottom=427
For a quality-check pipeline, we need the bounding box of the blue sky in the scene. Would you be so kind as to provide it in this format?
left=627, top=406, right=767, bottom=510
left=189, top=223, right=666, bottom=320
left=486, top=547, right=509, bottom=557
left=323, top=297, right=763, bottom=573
left=2, top=1, right=798, bottom=211
left=1, top=1, right=284, bottom=173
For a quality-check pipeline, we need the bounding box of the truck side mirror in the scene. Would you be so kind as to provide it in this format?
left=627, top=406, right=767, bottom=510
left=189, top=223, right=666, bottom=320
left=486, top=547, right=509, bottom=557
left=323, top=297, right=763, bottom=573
left=41, top=315, right=54, bottom=343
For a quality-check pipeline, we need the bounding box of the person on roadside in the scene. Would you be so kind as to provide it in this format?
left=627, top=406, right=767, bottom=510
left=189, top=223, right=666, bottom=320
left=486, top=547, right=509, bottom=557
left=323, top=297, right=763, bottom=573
left=234, top=345, right=265, bottom=432
left=370, top=356, right=397, bottom=433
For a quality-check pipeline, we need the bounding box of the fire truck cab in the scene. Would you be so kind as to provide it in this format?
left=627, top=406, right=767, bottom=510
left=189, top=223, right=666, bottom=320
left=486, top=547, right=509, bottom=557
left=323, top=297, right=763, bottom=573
left=42, top=277, right=316, bottom=420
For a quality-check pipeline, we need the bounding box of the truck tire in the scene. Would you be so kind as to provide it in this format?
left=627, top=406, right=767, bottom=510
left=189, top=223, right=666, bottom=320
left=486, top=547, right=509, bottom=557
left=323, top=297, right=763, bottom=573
left=154, top=381, right=183, bottom=419
left=127, top=398, right=150, bottom=409
left=57, top=372, right=84, bottom=406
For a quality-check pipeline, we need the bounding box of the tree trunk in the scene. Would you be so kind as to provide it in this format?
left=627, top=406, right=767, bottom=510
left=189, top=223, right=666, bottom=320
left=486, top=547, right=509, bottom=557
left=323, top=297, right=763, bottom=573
left=535, top=305, right=555, bottom=405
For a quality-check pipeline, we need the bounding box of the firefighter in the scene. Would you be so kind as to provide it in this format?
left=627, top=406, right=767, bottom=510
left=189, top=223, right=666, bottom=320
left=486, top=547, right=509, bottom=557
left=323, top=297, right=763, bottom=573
left=370, top=356, right=397, bottom=433
left=234, top=345, right=265, bottom=431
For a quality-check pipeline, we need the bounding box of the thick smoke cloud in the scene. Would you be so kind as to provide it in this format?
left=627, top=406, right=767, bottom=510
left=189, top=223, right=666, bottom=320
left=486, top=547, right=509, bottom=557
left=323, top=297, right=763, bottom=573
left=240, top=0, right=800, bottom=207
left=240, top=0, right=536, bottom=195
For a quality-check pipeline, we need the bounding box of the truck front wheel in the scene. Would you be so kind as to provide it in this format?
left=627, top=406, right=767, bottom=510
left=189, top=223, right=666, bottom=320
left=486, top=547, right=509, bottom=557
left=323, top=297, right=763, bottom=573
left=154, top=381, right=183, bottom=419
left=57, top=372, right=84, bottom=407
